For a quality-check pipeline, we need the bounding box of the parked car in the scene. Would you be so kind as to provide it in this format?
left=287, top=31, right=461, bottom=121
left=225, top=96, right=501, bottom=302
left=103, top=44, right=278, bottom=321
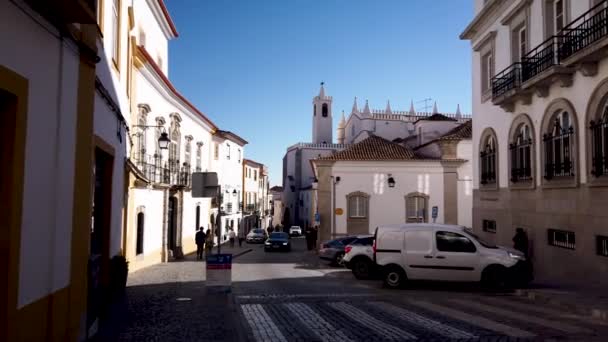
left=289, top=226, right=302, bottom=236
left=342, top=235, right=376, bottom=279
left=264, top=232, right=291, bottom=252
left=374, top=224, right=530, bottom=289
left=319, top=236, right=358, bottom=266
left=246, top=228, right=267, bottom=243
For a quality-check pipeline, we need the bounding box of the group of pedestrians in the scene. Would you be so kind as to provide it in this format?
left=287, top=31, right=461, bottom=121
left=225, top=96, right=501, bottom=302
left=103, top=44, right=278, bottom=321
left=195, top=226, right=248, bottom=260
left=195, top=227, right=214, bottom=260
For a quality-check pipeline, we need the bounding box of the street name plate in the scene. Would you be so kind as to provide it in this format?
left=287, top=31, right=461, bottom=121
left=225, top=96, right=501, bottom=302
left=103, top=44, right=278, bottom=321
left=206, top=254, right=232, bottom=291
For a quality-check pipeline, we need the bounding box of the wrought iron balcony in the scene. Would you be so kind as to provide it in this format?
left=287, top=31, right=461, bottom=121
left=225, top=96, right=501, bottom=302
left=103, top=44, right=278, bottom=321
left=558, top=2, right=608, bottom=62
left=132, top=153, right=191, bottom=187
left=491, top=63, right=521, bottom=98
left=491, top=0, right=608, bottom=101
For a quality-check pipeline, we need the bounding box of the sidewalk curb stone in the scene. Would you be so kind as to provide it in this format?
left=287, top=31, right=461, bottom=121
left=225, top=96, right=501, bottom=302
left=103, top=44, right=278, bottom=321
left=515, top=289, right=608, bottom=322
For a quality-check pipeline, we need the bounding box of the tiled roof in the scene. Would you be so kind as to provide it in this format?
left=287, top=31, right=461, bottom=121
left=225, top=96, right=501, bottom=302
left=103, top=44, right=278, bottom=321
left=415, top=113, right=458, bottom=123
left=438, top=120, right=472, bottom=141
left=270, top=186, right=283, bottom=192
left=317, top=135, right=425, bottom=161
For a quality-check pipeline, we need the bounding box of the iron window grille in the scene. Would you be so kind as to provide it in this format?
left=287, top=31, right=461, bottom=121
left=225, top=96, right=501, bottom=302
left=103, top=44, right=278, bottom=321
left=590, top=109, right=608, bottom=177
left=548, top=228, right=576, bottom=250
left=510, top=128, right=533, bottom=182
left=543, top=116, right=574, bottom=180
left=597, top=235, right=608, bottom=257
left=480, top=140, right=497, bottom=185
left=482, top=220, right=497, bottom=233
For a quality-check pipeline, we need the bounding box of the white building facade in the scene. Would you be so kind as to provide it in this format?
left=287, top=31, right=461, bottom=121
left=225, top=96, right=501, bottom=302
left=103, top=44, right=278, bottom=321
left=462, top=0, right=608, bottom=287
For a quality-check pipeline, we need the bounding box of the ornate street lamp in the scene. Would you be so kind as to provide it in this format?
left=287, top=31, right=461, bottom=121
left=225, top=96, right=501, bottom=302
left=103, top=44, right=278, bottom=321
left=158, top=132, right=171, bottom=150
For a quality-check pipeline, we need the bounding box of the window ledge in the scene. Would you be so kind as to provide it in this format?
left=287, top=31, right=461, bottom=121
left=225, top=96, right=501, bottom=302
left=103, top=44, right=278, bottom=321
left=479, top=183, right=499, bottom=191
left=586, top=176, right=608, bottom=188
left=481, top=90, right=493, bottom=103
left=541, top=177, right=578, bottom=189
left=509, top=179, right=535, bottom=190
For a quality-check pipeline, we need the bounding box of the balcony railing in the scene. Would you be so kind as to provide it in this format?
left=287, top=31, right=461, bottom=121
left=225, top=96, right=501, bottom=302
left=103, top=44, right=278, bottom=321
left=132, top=153, right=191, bottom=187
left=521, top=37, right=558, bottom=82
left=492, top=0, right=608, bottom=99
left=492, top=63, right=521, bottom=98
left=558, top=2, right=608, bottom=62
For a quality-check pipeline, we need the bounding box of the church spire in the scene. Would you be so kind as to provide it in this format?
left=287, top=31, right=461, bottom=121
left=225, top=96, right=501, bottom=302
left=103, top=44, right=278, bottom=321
left=385, top=100, right=392, bottom=114
left=409, top=99, right=416, bottom=115
left=338, top=110, right=346, bottom=128
left=318, top=82, right=325, bottom=98
left=432, top=101, right=439, bottom=114
left=352, top=97, right=359, bottom=114
left=363, top=99, right=371, bottom=115
left=456, top=104, right=462, bottom=117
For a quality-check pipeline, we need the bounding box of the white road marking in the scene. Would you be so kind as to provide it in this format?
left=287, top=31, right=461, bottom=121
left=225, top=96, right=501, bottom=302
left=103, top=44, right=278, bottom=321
left=284, top=302, right=352, bottom=342
left=409, top=300, right=536, bottom=338
left=328, top=302, right=417, bottom=340
left=237, top=293, right=371, bottom=300
left=450, top=299, right=594, bottom=334
left=370, top=301, right=476, bottom=339
left=240, top=304, right=288, bottom=342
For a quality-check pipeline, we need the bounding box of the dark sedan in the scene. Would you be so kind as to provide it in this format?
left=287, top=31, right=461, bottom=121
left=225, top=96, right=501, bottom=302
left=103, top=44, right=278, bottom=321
left=264, top=232, right=291, bottom=252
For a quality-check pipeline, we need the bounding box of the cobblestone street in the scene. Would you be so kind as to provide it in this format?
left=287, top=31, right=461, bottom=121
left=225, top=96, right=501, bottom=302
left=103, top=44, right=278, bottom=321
left=101, top=238, right=608, bottom=342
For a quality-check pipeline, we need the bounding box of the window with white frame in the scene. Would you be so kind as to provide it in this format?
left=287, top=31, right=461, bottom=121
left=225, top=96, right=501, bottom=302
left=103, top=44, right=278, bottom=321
left=184, top=135, right=193, bottom=167
left=406, top=193, right=428, bottom=223
left=111, top=0, right=120, bottom=67
left=196, top=142, right=203, bottom=172
left=226, top=143, right=231, bottom=160
left=481, top=51, right=494, bottom=94
left=214, top=143, right=219, bottom=160
left=238, top=149, right=241, bottom=163
left=348, top=194, right=368, bottom=218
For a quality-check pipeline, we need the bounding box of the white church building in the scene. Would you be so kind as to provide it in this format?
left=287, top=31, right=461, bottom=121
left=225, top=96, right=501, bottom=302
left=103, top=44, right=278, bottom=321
left=282, top=84, right=472, bottom=234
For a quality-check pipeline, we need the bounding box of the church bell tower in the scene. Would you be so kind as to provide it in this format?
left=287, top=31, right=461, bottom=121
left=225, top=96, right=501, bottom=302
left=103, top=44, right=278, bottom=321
left=312, top=82, right=333, bottom=144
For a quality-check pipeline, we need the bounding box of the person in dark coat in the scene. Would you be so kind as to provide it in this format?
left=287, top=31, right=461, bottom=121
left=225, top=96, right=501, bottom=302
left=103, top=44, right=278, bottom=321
left=305, top=226, right=313, bottom=251
left=195, top=227, right=206, bottom=260
left=513, top=228, right=529, bottom=257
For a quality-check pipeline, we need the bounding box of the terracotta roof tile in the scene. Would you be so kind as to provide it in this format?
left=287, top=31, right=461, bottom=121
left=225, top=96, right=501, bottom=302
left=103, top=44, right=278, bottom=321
left=414, top=113, right=458, bottom=123
left=317, top=135, right=426, bottom=161
left=438, top=120, right=472, bottom=141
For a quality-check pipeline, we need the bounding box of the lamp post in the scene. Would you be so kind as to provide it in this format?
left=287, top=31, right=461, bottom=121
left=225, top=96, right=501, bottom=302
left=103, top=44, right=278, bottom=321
left=131, top=124, right=171, bottom=150
left=387, top=175, right=396, bottom=188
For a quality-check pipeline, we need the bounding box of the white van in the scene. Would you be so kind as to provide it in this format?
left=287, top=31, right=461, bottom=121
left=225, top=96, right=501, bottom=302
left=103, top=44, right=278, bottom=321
left=373, top=224, right=531, bottom=289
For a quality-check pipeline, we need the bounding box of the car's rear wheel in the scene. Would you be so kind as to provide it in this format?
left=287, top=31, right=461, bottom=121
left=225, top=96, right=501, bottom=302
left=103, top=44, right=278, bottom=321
left=352, top=258, right=372, bottom=280
left=383, top=265, right=407, bottom=289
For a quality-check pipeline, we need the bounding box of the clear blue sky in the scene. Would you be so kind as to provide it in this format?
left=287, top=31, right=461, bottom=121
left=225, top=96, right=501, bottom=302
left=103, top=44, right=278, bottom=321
left=165, top=0, right=473, bottom=186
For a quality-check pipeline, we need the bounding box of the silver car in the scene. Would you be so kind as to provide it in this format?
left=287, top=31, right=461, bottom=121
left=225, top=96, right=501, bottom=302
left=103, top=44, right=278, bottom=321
left=319, top=236, right=359, bottom=265
left=246, top=228, right=267, bottom=243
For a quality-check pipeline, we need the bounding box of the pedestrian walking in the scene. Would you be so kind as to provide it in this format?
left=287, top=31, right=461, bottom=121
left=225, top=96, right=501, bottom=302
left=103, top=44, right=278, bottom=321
left=229, top=229, right=236, bottom=248
left=195, top=227, right=206, bottom=260
left=238, top=227, right=245, bottom=247
left=512, top=228, right=529, bottom=257
left=205, top=228, right=213, bottom=257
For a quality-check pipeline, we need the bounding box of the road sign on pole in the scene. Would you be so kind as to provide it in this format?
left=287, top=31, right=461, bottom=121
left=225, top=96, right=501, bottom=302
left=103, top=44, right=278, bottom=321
left=432, top=206, right=438, bottom=223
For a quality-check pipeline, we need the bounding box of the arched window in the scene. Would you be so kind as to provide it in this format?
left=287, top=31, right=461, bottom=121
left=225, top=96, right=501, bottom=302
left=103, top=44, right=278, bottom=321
left=168, top=114, right=181, bottom=183
left=480, top=134, right=497, bottom=185
left=136, top=210, right=145, bottom=255
left=196, top=142, right=203, bottom=172
left=509, top=122, right=533, bottom=182
left=322, top=103, right=328, bottom=117
left=591, top=104, right=608, bottom=177
left=405, top=192, right=429, bottom=223
left=135, top=104, right=150, bottom=165
left=543, top=110, right=574, bottom=179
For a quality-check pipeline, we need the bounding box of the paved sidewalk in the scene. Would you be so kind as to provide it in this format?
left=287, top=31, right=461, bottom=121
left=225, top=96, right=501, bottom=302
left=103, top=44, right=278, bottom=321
left=515, top=283, right=608, bottom=322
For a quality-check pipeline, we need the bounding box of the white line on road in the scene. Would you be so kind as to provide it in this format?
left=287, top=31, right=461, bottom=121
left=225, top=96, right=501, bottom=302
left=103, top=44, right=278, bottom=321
left=237, top=293, right=371, bottom=300
left=408, top=300, right=536, bottom=338
left=370, top=301, right=476, bottom=339
left=284, top=303, right=353, bottom=342
left=450, top=299, right=594, bottom=334
left=328, top=302, right=417, bottom=340
left=240, top=304, right=288, bottom=342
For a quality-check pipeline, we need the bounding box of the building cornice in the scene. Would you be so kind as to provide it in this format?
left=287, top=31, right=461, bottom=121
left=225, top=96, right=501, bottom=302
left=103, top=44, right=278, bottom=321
left=134, top=46, right=218, bottom=132
left=473, top=30, right=497, bottom=51
left=146, top=0, right=179, bottom=39
left=460, top=0, right=511, bottom=40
